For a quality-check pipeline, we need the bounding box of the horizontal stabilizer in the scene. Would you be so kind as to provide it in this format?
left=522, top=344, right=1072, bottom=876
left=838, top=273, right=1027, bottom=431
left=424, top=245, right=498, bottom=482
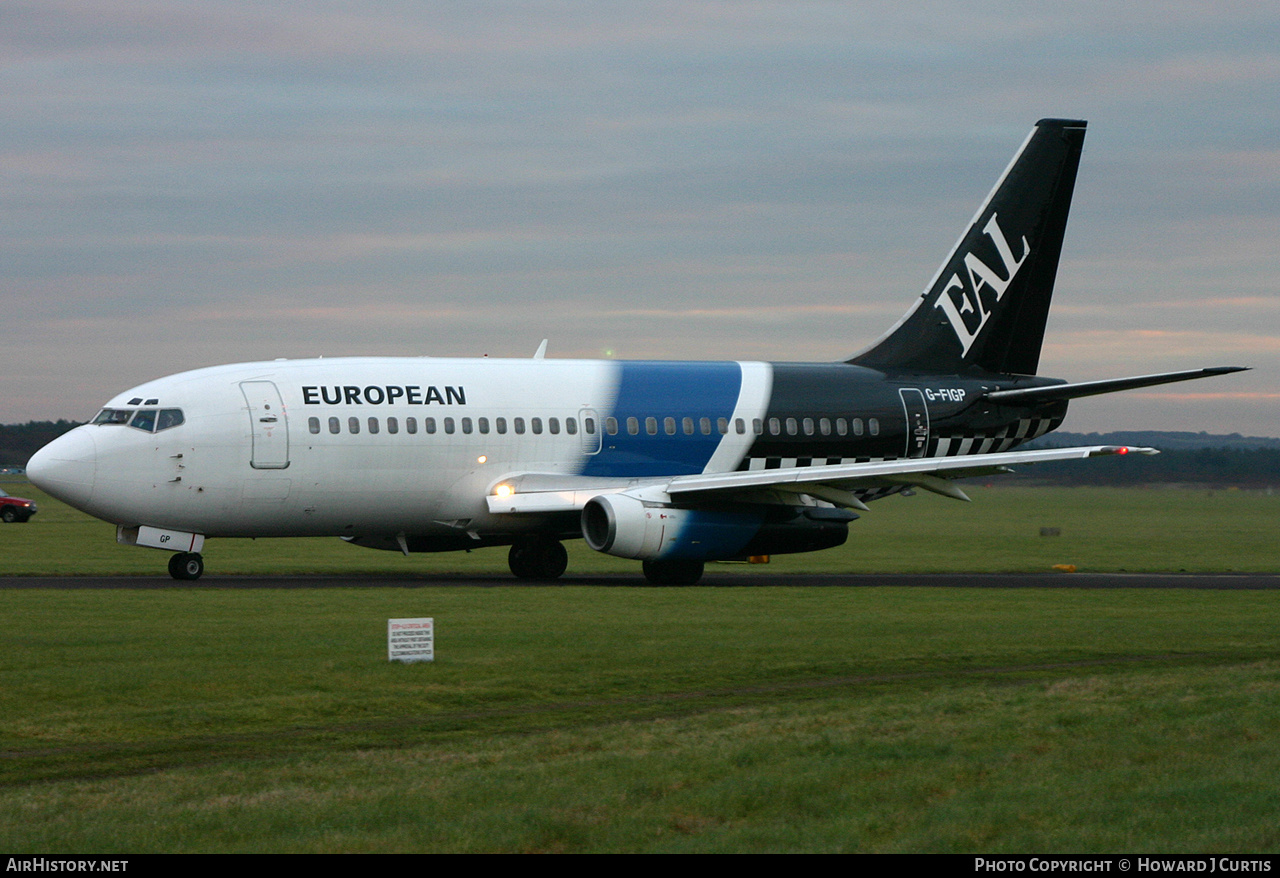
left=984, top=366, right=1249, bottom=404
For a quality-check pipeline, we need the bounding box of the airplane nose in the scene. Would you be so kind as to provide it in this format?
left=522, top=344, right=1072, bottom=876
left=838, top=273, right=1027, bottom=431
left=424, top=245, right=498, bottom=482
left=27, top=428, right=98, bottom=510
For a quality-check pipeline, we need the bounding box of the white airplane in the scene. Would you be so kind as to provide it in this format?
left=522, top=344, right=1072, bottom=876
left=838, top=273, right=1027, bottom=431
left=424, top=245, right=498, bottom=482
left=28, top=119, right=1245, bottom=583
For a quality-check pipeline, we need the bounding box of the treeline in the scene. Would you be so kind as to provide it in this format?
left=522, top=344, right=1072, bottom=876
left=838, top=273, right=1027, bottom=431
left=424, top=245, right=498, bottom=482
left=1005, top=445, right=1280, bottom=488
left=1045, top=430, right=1280, bottom=451
left=0, top=421, right=83, bottom=467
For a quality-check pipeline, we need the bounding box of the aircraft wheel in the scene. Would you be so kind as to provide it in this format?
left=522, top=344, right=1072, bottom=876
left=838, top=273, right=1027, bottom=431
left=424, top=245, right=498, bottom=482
left=642, top=560, right=704, bottom=586
left=508, top=538, right=568, bottom=580
left=168, top=552, right=205, bottom=581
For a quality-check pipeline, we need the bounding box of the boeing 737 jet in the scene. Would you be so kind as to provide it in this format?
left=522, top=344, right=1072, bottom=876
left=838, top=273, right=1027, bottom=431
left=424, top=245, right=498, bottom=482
left=28, top=119, right=1245, bottom=583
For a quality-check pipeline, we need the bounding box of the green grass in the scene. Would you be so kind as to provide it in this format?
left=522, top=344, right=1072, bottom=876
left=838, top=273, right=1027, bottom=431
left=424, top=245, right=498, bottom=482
left=2, top=480, right=1278, bottom=851
left=3, top=478, right=1278, bottom=575
left=1, top=586, right=1278, bottom=852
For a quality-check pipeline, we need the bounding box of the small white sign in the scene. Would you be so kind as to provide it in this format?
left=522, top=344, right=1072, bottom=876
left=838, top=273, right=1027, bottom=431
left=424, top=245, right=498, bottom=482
left=388, top=617, right=434, bottom=663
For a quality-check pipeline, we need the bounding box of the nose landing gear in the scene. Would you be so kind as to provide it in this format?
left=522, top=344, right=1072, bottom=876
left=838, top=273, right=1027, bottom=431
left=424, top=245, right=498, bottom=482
left=168, top=552, right=205, bottom=581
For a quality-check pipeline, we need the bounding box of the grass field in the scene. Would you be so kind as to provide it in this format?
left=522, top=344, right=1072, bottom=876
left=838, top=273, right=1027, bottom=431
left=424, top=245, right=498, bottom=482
left=2, top=481, right=1278, bottom=852
left=3, top=478, right=1278, bottom=576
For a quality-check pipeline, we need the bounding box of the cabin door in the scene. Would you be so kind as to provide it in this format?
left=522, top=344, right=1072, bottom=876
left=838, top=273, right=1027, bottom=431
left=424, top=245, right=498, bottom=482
left=899, top=388, right=930, bottom=458
left=240, top=380, right=291, bottom=469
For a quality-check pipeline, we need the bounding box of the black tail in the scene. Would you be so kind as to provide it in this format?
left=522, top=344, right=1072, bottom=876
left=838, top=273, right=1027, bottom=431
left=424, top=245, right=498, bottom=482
left=849, top=118, right=1087, bottom=376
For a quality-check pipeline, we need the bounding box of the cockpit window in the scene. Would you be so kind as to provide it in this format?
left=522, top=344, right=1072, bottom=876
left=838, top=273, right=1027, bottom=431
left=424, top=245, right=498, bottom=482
left=93, top=408, right=134, bottom=425
left=157, top=409, right=184, bottom=430
left=92, top=407, right=184, bottom=432
left=130, top=410, right=157, bottom=432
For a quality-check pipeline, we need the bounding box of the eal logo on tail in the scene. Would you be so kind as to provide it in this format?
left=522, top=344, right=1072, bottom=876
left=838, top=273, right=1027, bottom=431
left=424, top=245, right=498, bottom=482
left=933, top=213, right=1029, bottom=355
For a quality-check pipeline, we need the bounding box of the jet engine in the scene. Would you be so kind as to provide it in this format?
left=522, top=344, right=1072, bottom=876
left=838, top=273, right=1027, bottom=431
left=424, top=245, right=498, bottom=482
left=580, top=492, right=854, bottom=562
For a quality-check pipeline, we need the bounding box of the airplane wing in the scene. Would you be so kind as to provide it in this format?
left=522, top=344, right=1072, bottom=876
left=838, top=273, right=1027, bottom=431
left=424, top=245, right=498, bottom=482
left=486, top=445, right=1154, bottom=514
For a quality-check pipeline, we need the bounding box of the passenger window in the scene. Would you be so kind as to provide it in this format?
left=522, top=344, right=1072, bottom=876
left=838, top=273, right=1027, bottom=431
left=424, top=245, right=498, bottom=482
left=699, top=417, right=711, bottom=435
left=549, top=417, right=560, bottom=435
left=646, top=417, right=658, bottom=436
left=425, top=418, right=437, bottom=434
left=852, top=418, right=864, bottom=436
left=626, top=417, right=638, bottom=436
left=368, top=418, right=380, bottom=434
left=735, top=418, right=745, bottom=435
left=869, top=418, right=880, bottom=436
left=348, top=417, right=360, bottom=434
left=785, top=418, right=797, bottom=436
left=461, top=417, right=472, bottom=434
left=387, top=417, right=399, bottom=434
left=606, top=417, right=618, bottom=436
left=803, top=418, right=814, bottom=436
left=496, top=417, right=507, bottom=434
left=769, top=418, right=780, bottom=436
left=406, top=418, right=417, bottom=434
left=566, top=418, right=578, bottom=435
left=444, top=418, right=455, bottom=434
left=478, top=417, right=490, bottom=434
left=664, top=417, right=676, bottom=435
left=308, top=417, right=321, bottom=435
left=819, top=418, right=831, bottom=436
left=753, top=418, right=763, bottom=435
left=836, top=418, right=848, bottom=436
left=329, top=417, right=340, bottom=435
left=514, top=418, right=526, bottom=435
left=531, top=417, right=543, bottom=435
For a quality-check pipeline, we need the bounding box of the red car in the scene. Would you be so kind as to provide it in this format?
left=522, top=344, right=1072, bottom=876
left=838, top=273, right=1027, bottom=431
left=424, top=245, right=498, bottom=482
left=0, top=489, right=37, bottom=522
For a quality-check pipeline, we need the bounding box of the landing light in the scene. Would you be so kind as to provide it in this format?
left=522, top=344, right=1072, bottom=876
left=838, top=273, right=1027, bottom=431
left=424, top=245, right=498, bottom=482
left=477, top=455, right=488, bottom=464
left=494, top=483, right=513, bottom=498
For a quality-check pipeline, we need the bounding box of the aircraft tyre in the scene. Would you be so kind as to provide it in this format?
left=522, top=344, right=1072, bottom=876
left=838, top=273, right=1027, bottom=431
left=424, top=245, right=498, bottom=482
left=642, top=560, right=705, bottom=586
left=508, top=538, right=568, bottom=580
left=168, top=552, right=204, bottom=581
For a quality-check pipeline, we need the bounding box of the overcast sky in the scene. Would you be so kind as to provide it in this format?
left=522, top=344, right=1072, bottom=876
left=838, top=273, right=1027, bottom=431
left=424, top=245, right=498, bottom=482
left=2, top=1, right=1277, bottom=435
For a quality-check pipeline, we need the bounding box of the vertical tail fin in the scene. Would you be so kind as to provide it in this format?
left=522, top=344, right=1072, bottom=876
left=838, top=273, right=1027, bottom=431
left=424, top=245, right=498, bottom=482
left=849, top=118, right=1087, bottom=376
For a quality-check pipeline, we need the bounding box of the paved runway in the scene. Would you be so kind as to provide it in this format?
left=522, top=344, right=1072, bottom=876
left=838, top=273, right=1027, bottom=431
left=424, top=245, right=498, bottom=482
left=4, top=572, right=1280, bottom=589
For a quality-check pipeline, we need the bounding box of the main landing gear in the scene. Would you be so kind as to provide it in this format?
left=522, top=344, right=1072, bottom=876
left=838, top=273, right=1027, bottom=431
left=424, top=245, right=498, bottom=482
left=507, top=537, right=706, bottom=585
left=508, top=537, right=568, bottom=581
left=168, top=552, right=204, bottom=581
left=642, top=560, right=705, bottom=586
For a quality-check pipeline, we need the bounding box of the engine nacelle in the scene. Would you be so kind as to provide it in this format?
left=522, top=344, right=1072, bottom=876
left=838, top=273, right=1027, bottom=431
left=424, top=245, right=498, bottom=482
left=581, top=492, right=854, bottom=561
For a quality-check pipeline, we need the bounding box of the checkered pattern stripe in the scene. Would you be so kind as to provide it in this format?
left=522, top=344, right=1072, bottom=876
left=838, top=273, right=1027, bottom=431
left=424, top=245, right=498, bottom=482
left=735, top=417, right=1062, bottom=503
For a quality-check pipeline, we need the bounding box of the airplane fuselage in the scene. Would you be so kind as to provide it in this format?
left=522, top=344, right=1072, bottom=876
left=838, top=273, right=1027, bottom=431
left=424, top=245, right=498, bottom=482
left=35, top=356, right=1064, bottom=543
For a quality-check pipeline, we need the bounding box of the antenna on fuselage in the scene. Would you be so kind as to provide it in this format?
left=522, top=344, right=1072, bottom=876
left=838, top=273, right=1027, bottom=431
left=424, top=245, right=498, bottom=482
left=533, top=339, right=548, bottom=359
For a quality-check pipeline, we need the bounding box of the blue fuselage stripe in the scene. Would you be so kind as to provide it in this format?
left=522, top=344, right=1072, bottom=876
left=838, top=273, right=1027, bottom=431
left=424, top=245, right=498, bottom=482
left=581, top=361, right=743, bottom=477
